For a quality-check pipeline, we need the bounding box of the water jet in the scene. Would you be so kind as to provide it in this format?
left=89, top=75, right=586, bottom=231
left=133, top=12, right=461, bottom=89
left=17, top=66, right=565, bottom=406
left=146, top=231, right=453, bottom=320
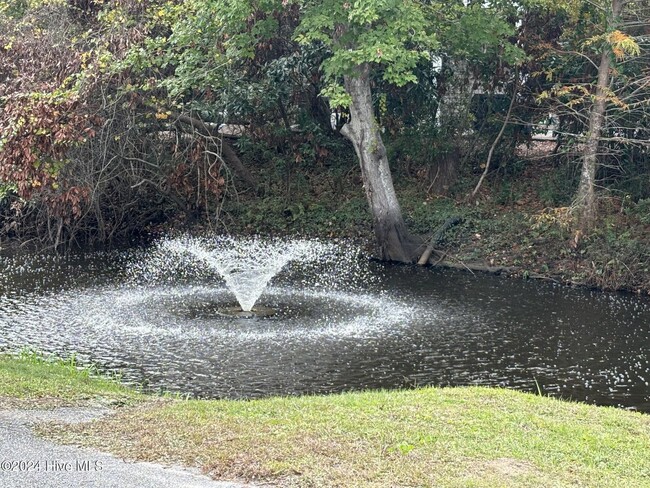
left=0, top=235, right=649, bottom=411
left=151, top=235, right=353, bottom=313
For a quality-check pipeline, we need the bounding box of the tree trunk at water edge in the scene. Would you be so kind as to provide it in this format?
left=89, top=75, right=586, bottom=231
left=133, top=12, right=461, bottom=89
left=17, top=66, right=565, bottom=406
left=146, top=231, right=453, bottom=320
left=339, top=64, right=421, bottom=262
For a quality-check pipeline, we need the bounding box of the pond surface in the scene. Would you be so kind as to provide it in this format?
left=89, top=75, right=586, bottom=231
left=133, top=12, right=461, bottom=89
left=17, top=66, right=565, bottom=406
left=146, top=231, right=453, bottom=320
left=1, top=247, right=649, bottom=411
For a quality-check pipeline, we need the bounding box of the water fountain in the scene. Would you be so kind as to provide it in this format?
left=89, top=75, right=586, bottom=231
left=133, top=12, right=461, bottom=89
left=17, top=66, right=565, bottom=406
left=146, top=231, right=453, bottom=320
left=151, top=235, right=347, bottom=316
left=0, top=234, right=649, bottom=410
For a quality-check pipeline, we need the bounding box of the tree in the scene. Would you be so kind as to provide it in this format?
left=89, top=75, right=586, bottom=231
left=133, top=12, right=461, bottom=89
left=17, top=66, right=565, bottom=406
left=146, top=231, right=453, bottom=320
left=0, top=0, right=223, bottom=246
left=531, top=0, right=647, bottom=230
left=339, top=62, right=419, bottom=261
left=109, top=0, right=529, bottom=261
left=296, top=0, right=438, bottom=261
left=431, top=2, right=525, bottom=196
left=144, top=0, right=437, bottom=261
left=575, top=0, right=626, bottom=228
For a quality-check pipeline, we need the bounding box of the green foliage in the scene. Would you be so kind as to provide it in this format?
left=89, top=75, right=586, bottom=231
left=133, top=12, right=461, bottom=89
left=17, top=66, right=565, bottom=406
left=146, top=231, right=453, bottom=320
left=441, top=3, right=525, bottom=67
left=624, top=198, right=650, bottom=226
left=577, top=218, right=650, bottom=290
left=0, top=183, right=16, bottom=202
left=134, top=0, right=230, bottom=98
left=295, top=0, right=439, bottom=103
left=223, top=193, right=370, bottom=236
left=493, top=180, right=522, bottom=206
left=537, top=165, right=579, bottom=207
left=0, top=0, right=41, bottom=19
left=401, top=195, right=462, bottom=236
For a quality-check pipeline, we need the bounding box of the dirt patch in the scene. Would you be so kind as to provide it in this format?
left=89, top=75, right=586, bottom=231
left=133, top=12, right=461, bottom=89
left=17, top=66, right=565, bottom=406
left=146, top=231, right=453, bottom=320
left=483, top=457, right=539, bottom=477
left=0, top=395, right=71, bottom=410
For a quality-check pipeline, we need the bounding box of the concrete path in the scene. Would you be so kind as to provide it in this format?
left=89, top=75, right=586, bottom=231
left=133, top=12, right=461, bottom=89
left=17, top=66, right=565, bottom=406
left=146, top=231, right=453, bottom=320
left=0, top=407, right=251, bottom=488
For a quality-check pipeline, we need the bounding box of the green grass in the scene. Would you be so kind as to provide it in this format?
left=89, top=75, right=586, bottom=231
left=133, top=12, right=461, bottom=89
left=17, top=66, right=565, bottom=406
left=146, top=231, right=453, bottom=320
left=43, top=386, right=650, bottom=488
left=0, top=350, right=143, bottom=408
left=4, top=352, right=649, bottom=486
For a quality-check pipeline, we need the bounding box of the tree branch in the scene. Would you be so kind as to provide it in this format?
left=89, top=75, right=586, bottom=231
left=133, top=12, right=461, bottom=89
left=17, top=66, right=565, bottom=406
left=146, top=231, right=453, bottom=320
left=174, top=113, right=257, bottom=189
left=471, top=73, right=519, bottom=198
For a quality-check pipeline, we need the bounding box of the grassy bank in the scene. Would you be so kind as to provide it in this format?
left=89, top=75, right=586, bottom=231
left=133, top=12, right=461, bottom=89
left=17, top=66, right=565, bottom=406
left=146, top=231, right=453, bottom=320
left=44, top=387, right=650, bottom=487
left=0, top=351, right=142, bottom=408
left=3, top=353, right=649, bottom=487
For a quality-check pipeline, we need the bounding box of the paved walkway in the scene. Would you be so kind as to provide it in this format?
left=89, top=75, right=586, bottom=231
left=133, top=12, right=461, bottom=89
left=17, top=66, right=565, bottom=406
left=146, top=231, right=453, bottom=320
left=0, top=407, right=251, bottom=488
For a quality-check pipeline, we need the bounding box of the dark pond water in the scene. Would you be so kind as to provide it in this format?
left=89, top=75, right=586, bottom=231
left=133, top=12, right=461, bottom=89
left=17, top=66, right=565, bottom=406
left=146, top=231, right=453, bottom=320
left=1, top=247, right=649, bottom=411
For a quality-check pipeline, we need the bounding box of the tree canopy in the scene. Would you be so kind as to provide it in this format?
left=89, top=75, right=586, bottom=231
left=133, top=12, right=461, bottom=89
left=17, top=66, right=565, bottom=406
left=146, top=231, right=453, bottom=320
left=0, top=0, right=648, bottom=259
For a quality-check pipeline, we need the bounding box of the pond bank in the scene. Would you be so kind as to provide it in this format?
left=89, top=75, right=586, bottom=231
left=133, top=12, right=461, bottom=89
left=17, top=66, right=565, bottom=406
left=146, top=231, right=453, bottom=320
left=426, top=202, right=650, bottom=296
left=184, top=194, right=650, bottom=296
left=2, top=354, right=649, bottom=488
left=3, top=191, right=650, bottom=297
left=0, top=352, right=142, bottom=409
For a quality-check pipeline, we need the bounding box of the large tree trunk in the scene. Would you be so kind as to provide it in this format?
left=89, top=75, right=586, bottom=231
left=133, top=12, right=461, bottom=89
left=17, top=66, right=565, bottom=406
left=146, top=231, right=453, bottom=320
left=340, top=63, right=420, bottom=262
left=575, top=0, right=624, bottom=229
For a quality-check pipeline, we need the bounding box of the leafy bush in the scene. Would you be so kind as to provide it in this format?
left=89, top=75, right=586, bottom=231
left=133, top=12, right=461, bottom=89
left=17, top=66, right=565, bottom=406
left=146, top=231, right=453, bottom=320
left=537, top=164, right=579, bottom=207
left=624, top=198, right=650, bottom=225
left=0, top=184, right=16, bottom=203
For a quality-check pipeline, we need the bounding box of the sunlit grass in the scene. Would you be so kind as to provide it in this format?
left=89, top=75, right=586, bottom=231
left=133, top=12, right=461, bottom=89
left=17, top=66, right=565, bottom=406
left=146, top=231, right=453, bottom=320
left=4, top=351, right=647, bottom=486
left=44, top=386, right=650, bottom=487
left=0, top=350, right=143, bottom=408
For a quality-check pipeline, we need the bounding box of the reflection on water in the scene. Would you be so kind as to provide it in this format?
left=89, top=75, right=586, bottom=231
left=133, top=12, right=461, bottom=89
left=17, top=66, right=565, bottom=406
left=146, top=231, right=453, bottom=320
left=0, top=249, right=649, bottom=411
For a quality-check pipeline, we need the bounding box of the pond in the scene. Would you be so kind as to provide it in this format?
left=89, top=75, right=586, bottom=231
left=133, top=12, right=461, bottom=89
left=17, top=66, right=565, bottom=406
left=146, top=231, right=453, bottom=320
left=1, top=243, right=649, bottom=412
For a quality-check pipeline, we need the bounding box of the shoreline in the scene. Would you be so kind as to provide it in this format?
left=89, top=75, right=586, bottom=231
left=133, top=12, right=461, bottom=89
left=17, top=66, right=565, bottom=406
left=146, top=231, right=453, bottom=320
left=1, top=352, right=648, bottom=487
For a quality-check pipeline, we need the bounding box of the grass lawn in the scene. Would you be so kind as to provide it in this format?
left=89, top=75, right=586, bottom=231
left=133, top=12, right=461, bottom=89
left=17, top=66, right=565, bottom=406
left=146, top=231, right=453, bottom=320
left=2, top=352, right=648, bottom=487
left=0, top=351, right=143, bottom=408
left=41, top=386, right=650, bottom=488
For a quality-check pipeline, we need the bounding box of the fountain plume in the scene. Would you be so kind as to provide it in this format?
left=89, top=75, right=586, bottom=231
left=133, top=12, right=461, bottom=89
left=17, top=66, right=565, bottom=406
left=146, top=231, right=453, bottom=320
left=155, top=235, right=349, bottom=312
